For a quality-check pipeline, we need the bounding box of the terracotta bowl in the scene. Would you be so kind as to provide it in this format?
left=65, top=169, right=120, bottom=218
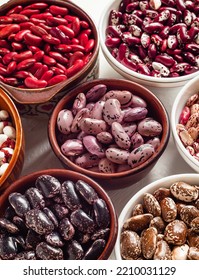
left=48, top=78, right=170, bottom=188
left=0, top=0, right=99, bottom=116
left=0, top=88, right=24, bottom=193
left=115, top=174, right=199, bottom=260
left=0, top=169, right=118, bottom=260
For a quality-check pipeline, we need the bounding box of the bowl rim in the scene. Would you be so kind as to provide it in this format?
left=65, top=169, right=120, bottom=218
left=171, top=75, right=199, bottom=171
left=0, top=0, right=99, bottom=104
left=0, top=88, right=24, bottom=188
left=48, top=78, right=170, bottom=180
left=115, top=173, right=199, bottom=260
left=98, top=0, right=199, bottom=84
left=0, top=168, right=118, bottom=260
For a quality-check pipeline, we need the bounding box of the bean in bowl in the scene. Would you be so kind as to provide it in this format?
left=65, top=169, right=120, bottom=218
left=177, top=91, right=199, bottom=161
left=105, top=0, right=199, bottom=78
left=0, top=174, right=111, bottom=260
left=0, top=109, right=16, bottom=177
left=56, top=83, right=163, bottom=173
left=120, top=181, right=199, bottom=260
left=0, top=1, right=95, bottom=88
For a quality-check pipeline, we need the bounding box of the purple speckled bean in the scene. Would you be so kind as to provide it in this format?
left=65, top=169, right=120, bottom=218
left=96, top=131, right=113, bottom=144
left=102, top=90, right=133, bottom=106
left=90, top=101, right=105, bottom=120
left=72, top=92, right=86, bottom=115
left=85, top=84, right=107, bottom=102
left=105, top=147, right=130, bottom=164
left=128, top=143, right=155, bottom=168
left=131, top=132, right=144, bottom=149
left=71, top=108, right=90, bottom=133
left=57, top=109, right=73, bottom=135
left=79, top=118, right=107, bottom=135
left=111, top=122, right=131, bottom=149
left=123, top=107, right=148, bottom=122
left=103, top=98, right=123, bottom=125
left=146, top=137, right=161, bottom=151
left=86, top=102, right=95, bottom=111
left=77, top=131, right=88, bottom=141
left=75, top=153, right=100, bottom=168
left=123, top=123, right=137, bottom=137
left=83, top=135, right=105, bottom=158
left=61, top=139, right=84, bottom=156
left=138, top=117, right=162, bottom=137
left=131, top=95, right=147, bottom=108
left=98, top=158, right=116, bottom=173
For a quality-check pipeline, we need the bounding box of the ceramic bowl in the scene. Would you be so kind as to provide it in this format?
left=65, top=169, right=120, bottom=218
left=48, top=78, right=170, bottom=188
left=0, top=168, right=118, bottom=260
left=115, top=173, right=199, bottom=260
left=171, top=75, right=199, bottom=173
left=0, top=0, right=99, bottom=117
left=0, top=88, right=24, bottom=193
left=99, top=0, right=199, bottom=88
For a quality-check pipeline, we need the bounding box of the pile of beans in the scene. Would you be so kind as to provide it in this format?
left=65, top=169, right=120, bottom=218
left=0, top=109, right=16, bottom=177
left=56, top=83, right=163, bottom=173
left=0, top=2, right=95, bottom=88
left=0, top=174, right=111, bottom=260
left=177, top=92, right=199, bottom=162
left=120, top=181, right=199, bottom=260
left=105, top=0, right=199, bottom=77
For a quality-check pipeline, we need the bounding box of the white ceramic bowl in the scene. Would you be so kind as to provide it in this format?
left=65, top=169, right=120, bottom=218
left=99, top=0, right=199, bottom=88
left=171, top=75, right=199, bottom=173
left=114, top=173, right=199, bottom=260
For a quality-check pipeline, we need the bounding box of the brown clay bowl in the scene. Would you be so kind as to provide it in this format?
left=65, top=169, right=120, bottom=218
left=0, top=88, right=24, bottom=193
left=0, top=169, right=118, bottom=260
left=0, top=0, right=99, bottom=113
left=48, top=78, right=170, bottom=188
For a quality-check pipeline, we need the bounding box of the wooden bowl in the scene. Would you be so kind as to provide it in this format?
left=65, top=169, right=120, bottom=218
left=48, top=78, right=170, bottom=188
left=0, top=169, right=118, bottom=260
left=0, top=0, right=99, bottom=116
left=0, top=88, right=24, bottom=193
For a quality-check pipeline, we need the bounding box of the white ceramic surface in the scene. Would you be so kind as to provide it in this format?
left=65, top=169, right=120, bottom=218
left=99, top=0, right=199, bottom=88
left=171, top=75, right=199, bottom=173
left=115, top=173, right=199, bottom=260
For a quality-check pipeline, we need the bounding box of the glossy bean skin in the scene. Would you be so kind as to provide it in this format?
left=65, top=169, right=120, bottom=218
left=128, top=144, right=155, bottom=168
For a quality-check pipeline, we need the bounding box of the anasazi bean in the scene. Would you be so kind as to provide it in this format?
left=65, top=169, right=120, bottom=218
left=0, top=175, right=110, bottom=260
left=0, top=2, right=96, bottom=88
left=120, top=181, right=199, bottom=260
left=177, top=92, right=199, bottom=162
left=105, top=0, right=199, bottom=77
left=0, top=109, right=16, bottom=177
left=57, top=84, right=162, bottom=173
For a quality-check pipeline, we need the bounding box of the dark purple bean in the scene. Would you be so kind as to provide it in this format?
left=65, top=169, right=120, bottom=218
left=50, top=204, right=69, bottom=220
left=0, top=218, right=19, bottom=234
left=61, top=180, right=81, bottom=211
left=25, top=229, right=42, bottom=249
left=25, top=187, right=45, bottom=209
left=66, top=239, right=84, bottom=260
left=25, top=209, right=54, bottom=235
left=75, top=180, right=98, bottom=205
left=83, top=239, right=106, bottom=260
left=36, top=242, right=63, bottom=260
left=70, top=209, right=96, bottom=233
left=45, top=231, right=64, bottom=247
left=59, top=218, right=75, bottom=241
left=0, top=236, right=18, bottom=259
left=91, top=228, right=110, bottom=241
left=36, top=175, right=61, bottom=198
left=15, top=251, right=36, bottom=260
left=93, top=199, right=110, bottom=229
left=8, top=192, right=31, bottom=217
left=43, top=207, right=59, bottom=228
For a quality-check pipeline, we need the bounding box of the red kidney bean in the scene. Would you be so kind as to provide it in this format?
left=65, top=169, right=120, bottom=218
left=0, top=48, right=10, bottom=55
left=0, top=16, right=13, bottom=24
left=14, top=29, right=31, bottom=42
left=37, top=22, right=51, bottom=32
left=34, top=64, right=48, bottom=79
left=33, top=50, right=44, bottom=62
left=79, top=32, right=89, bottom=47
left=68, top=51, right=84, bottom=67
left=20, top=9, right=40, bottom=17
left=9, top=14, right=29, bottom=23
left=30, top=18, right=46, bottom=25
left=14, top=71, right=33, bottom=79
left=43, top=55, right=56, bottom=66
left=11, top=42, right=24, bottom=51
left=55, top=44, right=72, bottom=53
left=46, top=16, right=68, bottom=26
left=30, top=25, right=48, bottom=37
left=155, top=54, right=175, bottom=67
left=50, top=66, right=64, bottom=75
left=85, top=39, right=95, bottom=53
left=0, top=39, right=10, bottom=49
left=24, top=2, right=49, bottom=10
left=0, top=24, right=20, bottom=39
left=28, top=45, right=40, bottom=53
left=6, top=61, right=16, bottom=74
left=50, top=27, right=69, bottom=44
left=49, top=51, right=68, bottom=65
left=4, top=77, right=19, bottom=86
left=24, top=33, right=42, bottom=46
left=58, top=25, right=75, bottom=39
left=40, top=70, right=54, bottom=82
left=16, top=58, right=36, bottom=71
left=19, top=21, right=34, bottom=30
left=30, top=12, right=52, bottom=20
left=56, top=63, right=67, bottom=73
left=49, top=5, right=68, bottom=16
left=71, top=17, right=80, bottom=36
left=6, top=5, right=23, bottom=15
left=0, top=66, right=7, bottom=76
left=42, top=34, right=60, bottom=45
left=24, top=77, right=47, bottom=88
left=66, top=59, right=84, bottom=78
left=13, top=50, right=33, bottom=62
left=47, top=74, right=67, bottom=86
